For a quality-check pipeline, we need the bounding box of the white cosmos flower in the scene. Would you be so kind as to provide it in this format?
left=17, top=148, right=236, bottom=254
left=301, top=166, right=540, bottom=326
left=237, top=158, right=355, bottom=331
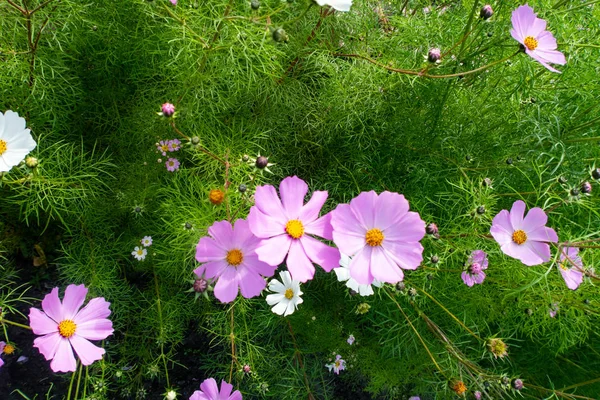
left=334, top=254, right=383, bottom=296
left=0, top=111, right=36, bottom=172
left=131, top=246, right=147, bottom=261
left=315, top=0, right=352, bottom=12
left=266, top=271, right=303, bottom=316
left=141, top=236, right=153, bottom=247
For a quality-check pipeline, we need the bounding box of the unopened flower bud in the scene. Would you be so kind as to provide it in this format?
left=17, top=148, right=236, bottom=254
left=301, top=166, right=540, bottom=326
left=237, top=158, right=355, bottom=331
left=480, top=4, right=493, bottom=20
left=272, top=28, right=288, bottom=43
left=581, top=181, right=592, bottom=194
left=571, top=188, right=580, bottom=197
left=250, top=0, right=260, bottom=9
left=25, top=156, right=38, bottom=168
left=243, top=364, right=251, bottom=373
left=242, top=154, right=250, bottom=162
left=134, top=206, right=142, bottom=213
left=513, top=379, right=523, bottom=390
left=474, top=391, right=482, bottom=400
left=191, top=136, right=200, bottom=145
left=184, top=222, right=193, bottom=230
left=238, top=184, right=247, bottom=193
left=430, top=255, right=439, bottom=264
left=193, top=278, right=208, bottom=293
left=395, top=282, right=405, bottom=291
left=482, top=177, right=492, bottom=187
left=558, top=176, right=568, bottom=184
left=476, top=205, right=485, bottom=215
left=161, top=103, right=175, bottom=117
left=506, top=158, right=513, bottom=165
left=425, top=223, right=438, bottom=235
left=256, top=156, right=269, bottom=169
left=209, top=189, right=225, bottom=205
left=592, top=168, right=600, bottom=180
left=166, top=390, right=177, bottom=400
left=427, top=48, right=441, bottom=63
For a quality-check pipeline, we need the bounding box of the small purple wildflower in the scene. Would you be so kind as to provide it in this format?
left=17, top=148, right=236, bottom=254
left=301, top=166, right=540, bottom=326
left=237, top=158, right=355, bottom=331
left=474, top=391, right=482, bottom=400
left=461, top=250, right=488, bottom=287
left=326, top=355, right=346, bottom=374
left=513, top=378, right=524, bottom=390
left=157, top=140, right=170, bottom=156
left=166, top=158, right=180, bottom=172
left=168, top=139, right=181, bottom=152
left=169, top=0, right=177, bottom=5
left=549, top=303, right=559, bottom=318
left=347, top=334, right=355, bottom=345
left=427, top=48, right=441, bottom=63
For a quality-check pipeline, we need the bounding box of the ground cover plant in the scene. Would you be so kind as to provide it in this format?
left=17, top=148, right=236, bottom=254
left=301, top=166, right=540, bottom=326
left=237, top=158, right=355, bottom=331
left=0, top=0, right=599, bottom=398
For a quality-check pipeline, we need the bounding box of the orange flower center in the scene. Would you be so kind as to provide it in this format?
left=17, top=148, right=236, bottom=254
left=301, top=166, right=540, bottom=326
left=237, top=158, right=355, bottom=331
left=209, top=189, right=225, bottom=205
left=0, top=140, right=7, bottom=156
left=58, top=319, right=77, bottom=338
left=365, top=228, right=384, bottom=247
left=452, top=381, right=467, bottom=395
left=3, top=344, right=15, bottom=354
left=226, top=249, right=243, bottom=266
left=161, top=144, right=169, bottom=152
left=284, top=288, right=294, bottom=299
left=524, top=36, right=538, bottom=51
left=512, top=230, right=527, bottom=245
left=559, top=262, right=569, bottom=271
left=285, top=220, right=304, bottom=239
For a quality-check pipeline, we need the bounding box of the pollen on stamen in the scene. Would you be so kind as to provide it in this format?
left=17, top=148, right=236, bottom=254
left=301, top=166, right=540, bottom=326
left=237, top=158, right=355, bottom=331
left=285, top=220, right=304, bottom=239
left=365, top=228, right=384, bottom=247
left=523, top=36, right=538, bottom=51
left=226, top=249, right=244, bottom=266
left=58, top=319, right=77, bottom=338
left=512, top=230, right=527, bottom=245
left=284, top=288, right=294, bottom=299
left=0, top=140, right=7, bottom=156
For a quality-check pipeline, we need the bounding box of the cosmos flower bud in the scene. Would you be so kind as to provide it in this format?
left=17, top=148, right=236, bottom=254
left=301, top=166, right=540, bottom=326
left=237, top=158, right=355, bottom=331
left=161, top=103, right=175, bottom=117
left=184, top=222, right=193, bottom=230
left=592, top=168, right=600, bottom=180
left=251, top=0, right=260, bottom=9
left=480, top=4, right=493, bottom=20
left=430, top=255, right=439, bottom=264
left=25, top=156, right=38, bottom=168
left=571, top=188, right=580, bottom=197
left=425, top=223, right=438, bottom=235
left=506, top=158, right=513, bottom=165
left=395, top=282, right=405, bottom=291
left=209, top=189, right=225, bottom=205
left=255, top=155, right=269, bottom=169
left=238, top=184, right=247, bottom=193
left=427, top=48, right=441, bottom=63
left=242, top=154, right=250, bottom=162
left=476, top=206, right=486, bottom=214
left=558, top=176, right=568, bottom=184
left=193, top=278, right=208, bottom=293
left=513, top=379, right=524, bottom=390
left=487, top=338, right=508, bottom=358
left=482, top=177, right=493, bottom=187
left=191, top=136, right=200, bottom=145
left=243, top=364, right=251, bottom=373
left=272, top=28, right=289, bottom=43
left=581, top=181, right=592, bottom=194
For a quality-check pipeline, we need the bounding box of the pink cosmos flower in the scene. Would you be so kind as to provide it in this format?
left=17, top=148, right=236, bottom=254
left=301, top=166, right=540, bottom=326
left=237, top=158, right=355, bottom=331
left=247, top=176, right=340, bottom=282
left=325, top=354, right=346, bottom=374
left=189, top=378, right=242, bottom=400
left=157, top=140, right=170, bottom=156
left=558, top=247, right=583, bottom=290
left=28, top=284, right=113, bottom=372
left=490, top=200, right=558, bottom=266
left=195, top=219, right=277, bottom=303
left=168, top=139, right=181, bottom=152
left=166, top=158, right=180, bottom=172
left=0, top=342, right=4, bottom=368
left=169, top=0, right=177, bottom=5
left=510, top=5, right=566, bottom=73
left=461, top=250, right=488, bottom=287
left=330, top=191, right=425, bottom=285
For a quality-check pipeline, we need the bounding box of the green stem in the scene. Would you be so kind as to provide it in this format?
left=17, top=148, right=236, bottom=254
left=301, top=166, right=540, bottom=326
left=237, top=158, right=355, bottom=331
left=66, top=364, right=78, bottom=400
left=0, top=319, right=32, bottom=330
left=74, top=362, right=83, bottom=400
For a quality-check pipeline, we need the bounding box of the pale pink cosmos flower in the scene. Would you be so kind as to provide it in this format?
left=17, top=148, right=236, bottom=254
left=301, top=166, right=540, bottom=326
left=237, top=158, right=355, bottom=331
left=490, top=200, right=558, bottom=266
left=248, top=176, right=340, bottom=282
left=331, top=191, right=425, bottom=285
left=166, top=158, right=180, bottom=172
left=195, top=219, right=277, bottom=303
left=510, top=5, right=566, bottom=73
left=461, top=250, right=488, bottom=287
left=189, top=378, right=242, bottom=400
left=28, top=284, right=113, bottom=372
left=326, top=354, right=346, bottom=374
left=558, top=247, right=583, bottom=290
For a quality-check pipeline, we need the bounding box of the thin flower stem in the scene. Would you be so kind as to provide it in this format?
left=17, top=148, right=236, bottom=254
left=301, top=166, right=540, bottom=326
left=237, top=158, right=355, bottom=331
left=413, top=287, right=483, bottom=342
left=153, top=272, right=170, bottom=387
left=281, top=3, right=313, bottom=27
left=559, top=0, right=600, bottom=12
left=229, top=306, right=236, bottom=382
left=66, top=363, right=78, bottom=400
left=74, top=362, right=83, bottom=400
left=162, top=4, right=208, bottom=48
left=168, top=121, right=228, bottom=165
left=0, top=319, right=32, bottom=330
left=523, top=383, right=596, bottom=399
left=383, top=288, right=447, bottom=378
left=286, top=320, right=315, bottom=399
left=6, top=0, right=27, bottom=15
left=565, top=136, right=600, bottom=143
left=559, top=376, right=600, bottom=392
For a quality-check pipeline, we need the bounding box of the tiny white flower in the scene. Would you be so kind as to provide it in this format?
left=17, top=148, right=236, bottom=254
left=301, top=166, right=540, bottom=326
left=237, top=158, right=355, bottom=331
left=165, top=390, right=177, bottom=400
left=266, top=271, right=303, bottom=316
left=141, top=236, right=153, bottom=247
left=0, top=110, right=37, bottom=172
left=333, top=254, right=383, bottom=296
left=132, top=246, right=147, bottom=261
left=314, top=0, right=352, bottom=12
left=347, top=334, right=355, bottom=345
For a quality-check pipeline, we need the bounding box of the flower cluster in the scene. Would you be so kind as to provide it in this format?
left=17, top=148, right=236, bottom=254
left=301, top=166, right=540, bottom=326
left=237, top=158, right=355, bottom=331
left=157, top=139, right=181, bottom=157
left=132, top=236, right=153, bottom=261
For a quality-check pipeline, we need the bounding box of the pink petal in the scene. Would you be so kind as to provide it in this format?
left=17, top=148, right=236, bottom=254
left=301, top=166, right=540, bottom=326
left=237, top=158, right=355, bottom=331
left=300, top=235, right=340, bottom=272
left=73, top=297, right=111, bottom=325
left=536, top=30, right=557, bottom=50
left=461, top=272, right=475, bottom=287
left=255, top=235, right=292, bottom=266
left=69, top=335, right=105, bottom=366
left=370, top=247, right=403, bottom=283
left=241, top=254, right=276, bottom=277
left=33, top=332, right=61, bottom=362
left=247, top=207, right=286, bottom=239
left=214, top=267, right=240, bottom=303
left=473, top=272, right=486, bottom=284
left=189, top=392, right=204, bottom=400
left=254, top=184, right=287, bottom=221
left=560, top=267, right=583, bottom=290
left=231, top=219, right=256, bottom=249
left=196, top=237, right=227, bottom=263
left=331, top=204, right=367, bottom=255
left=534, top=48, right=566, bottom=65
left=527, top=226, right=558, bottom=243
left=41, top=287, right=64, bottom=323
left=50, top=337, right=77, bottom=372
left=76, top=318, right=114, bottom=341
left=199, top=378, right=220, bottom=398
left=218, top=380, right=234, bottom=398
left=527, top=17, right=547, bottom=38
left=237, top=265, right=267, bottom=299
left=499, top=240, right=531, bottom=262
left=194, top=260, right=228, bottom=279
left=279, top=176, right=308, bottom=219
left=511, top=5, right=536, bottom=41
left=61, top=284, right=88, bottom=320
left=381, top=240, right=423, bottom=270
left=286, top=240, right=315, bottom=282
left=373, top=191, right=409, bottom=231
left=522, top=207, right=548, bottom=231
left=208, top=220, right=235, bottom=249
left=29, top=307, right=58, bottom=335
left=349, top=246, right=374, bottom=285
left=510, top=28, right=524, bottom=45
left=304, top=212, right=333, bottom=240
left=383, top=211, right=425, bottom=243
left=349, top=191, right=378, bottom=229
left=490, top=209, right=514, bottom=245
left=229, top=391, right=243, bottom=400
left=299, top=190, right=328, bottom=223
left=510, top=200, right=526, bottom=231
left=519, top=241, right=551, bottom=265
left=527, top=50, right=562, bottom=72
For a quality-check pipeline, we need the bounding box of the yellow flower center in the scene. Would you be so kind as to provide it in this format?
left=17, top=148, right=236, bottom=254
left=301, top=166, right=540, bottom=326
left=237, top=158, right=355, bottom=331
left=161, top=144, right=169, bottom=152
left=137, top=249, right=144, bottom=255
left=285, top=219, right=304, bottom=239
left=365, top=228, right=384, bottom=247
left=3, top=344, right=15, bottom=355
left=512, top=230, right=527, bottom=245
left=226, top=249, right=243, bottom=266
left=284, top=288, right=294, bottom=299
left=523, top=36, right=538, bottom=51
left=452, top=381, right=467, bottom=395
left=335, top=360, right=341, bottom=368
left=58, top=319, right=77, bottom=338
left=0, top=140, right=7, bottom=156
left=559, top=262, right=569, bottom=271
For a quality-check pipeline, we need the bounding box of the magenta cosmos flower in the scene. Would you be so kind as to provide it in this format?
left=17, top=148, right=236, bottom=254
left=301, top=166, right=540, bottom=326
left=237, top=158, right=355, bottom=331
left=248, top=176, right=340, bottom=282
left=331, top=191, right=425, bottom=285
left=189, top=378, right=242, bottom=400
left=558, top=247, right=583, bottom=290
left=510, top=5, right=566, bottom=73
left=461, top=250, right=488, bottom=287
left=490, top=200, right=558, bottom=266
left=28, top=284, right=113, bottom=372
left=195, top=219, right=277, bottom=303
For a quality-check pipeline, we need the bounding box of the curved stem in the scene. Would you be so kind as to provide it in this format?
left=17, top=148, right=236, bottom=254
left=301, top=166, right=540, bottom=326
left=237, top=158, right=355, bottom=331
left=0, top=319, right=32, bottom=330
